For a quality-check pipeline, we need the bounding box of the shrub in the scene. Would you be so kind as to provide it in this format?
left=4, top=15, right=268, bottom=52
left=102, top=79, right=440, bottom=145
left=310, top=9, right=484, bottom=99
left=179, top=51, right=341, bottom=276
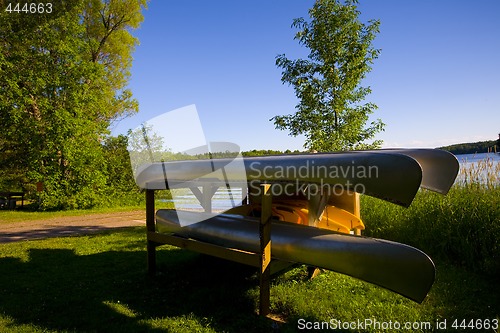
left=361, top=172, right=500, bottom=276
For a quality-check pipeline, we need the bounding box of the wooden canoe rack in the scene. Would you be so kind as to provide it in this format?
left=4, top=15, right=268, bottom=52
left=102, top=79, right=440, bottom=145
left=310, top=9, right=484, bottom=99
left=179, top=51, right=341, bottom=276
left=146, top=183, right=284, bottom=316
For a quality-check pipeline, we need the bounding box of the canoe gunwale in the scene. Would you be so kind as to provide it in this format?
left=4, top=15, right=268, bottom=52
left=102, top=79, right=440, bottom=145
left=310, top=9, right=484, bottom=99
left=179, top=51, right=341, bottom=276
left=136, top=150, right=436, bottom=207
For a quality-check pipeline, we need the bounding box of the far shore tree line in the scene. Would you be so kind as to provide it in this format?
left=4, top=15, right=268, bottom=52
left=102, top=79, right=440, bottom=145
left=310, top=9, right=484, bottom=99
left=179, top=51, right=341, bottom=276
left=439, top=138, right=500, bottom=155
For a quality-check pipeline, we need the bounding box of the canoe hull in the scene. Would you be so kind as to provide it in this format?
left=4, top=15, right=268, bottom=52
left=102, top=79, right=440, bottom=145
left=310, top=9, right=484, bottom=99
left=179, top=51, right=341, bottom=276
left=136, top=149, right=458, bottom=207
left=156, top=209, right=435, bottom=303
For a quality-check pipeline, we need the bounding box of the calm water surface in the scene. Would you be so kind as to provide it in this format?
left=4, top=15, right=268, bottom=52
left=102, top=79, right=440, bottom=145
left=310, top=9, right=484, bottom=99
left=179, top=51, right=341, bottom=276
left=455, top=152, right=500, bottom=163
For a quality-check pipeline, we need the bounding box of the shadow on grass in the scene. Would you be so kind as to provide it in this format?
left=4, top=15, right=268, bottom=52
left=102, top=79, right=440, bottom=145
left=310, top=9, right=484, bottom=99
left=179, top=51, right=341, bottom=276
left=0, top=225, right=137, bottom=243
left=1, top=229, right=498, bottom=333
left=0, top=237, right=276, bottom=332
left=429, top=261, right=500, bottom=322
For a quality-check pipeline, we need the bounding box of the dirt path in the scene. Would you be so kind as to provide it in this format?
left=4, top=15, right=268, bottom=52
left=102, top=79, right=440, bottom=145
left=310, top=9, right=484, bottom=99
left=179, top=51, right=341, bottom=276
left=0, top=210, right=146, bottom=243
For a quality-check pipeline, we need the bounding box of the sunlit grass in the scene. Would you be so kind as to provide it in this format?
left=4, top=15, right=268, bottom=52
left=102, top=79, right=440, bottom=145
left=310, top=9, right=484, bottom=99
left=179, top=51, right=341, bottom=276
left=0, top=205, right=144, bottom=223
left=0, top=157, right=498, bottom=331
left=0, top=228, right=498, bottom=333
left=0, top=200, right=176, bottom=224
left=361, top=158, right=500, bottom=276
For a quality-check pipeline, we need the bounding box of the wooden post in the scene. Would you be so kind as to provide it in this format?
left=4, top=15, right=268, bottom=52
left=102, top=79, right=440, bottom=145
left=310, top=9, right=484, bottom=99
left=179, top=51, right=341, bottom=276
left=146, top=189, right=157, bottom=275
left=190, top=185, right=219, bottom=213
left=259, top=183, right=272, bottom=316
left=329, top=191, right=362, bottom=235
left=352, top=193, right=362, bottom=235
left=241, top=185, right=248, bottom=205
left=202, top=184, right=213, bottom=213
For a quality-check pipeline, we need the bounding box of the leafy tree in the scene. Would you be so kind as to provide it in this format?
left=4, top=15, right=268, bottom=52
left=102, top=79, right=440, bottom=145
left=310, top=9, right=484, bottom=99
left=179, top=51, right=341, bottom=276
left=102, top=135, right=143, bottom=206
left=272, top=0, right=384, bottom=151
left=241, top=149, right=301, bottom=157
left=0, top=0, right=147, bottom=209
left=82, top=0, right=145, bottom=123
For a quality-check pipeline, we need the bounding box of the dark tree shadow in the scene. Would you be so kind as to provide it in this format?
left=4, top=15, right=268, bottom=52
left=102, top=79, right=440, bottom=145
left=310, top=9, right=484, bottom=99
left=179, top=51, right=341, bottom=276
left=0, top=225, right=135, bottom=243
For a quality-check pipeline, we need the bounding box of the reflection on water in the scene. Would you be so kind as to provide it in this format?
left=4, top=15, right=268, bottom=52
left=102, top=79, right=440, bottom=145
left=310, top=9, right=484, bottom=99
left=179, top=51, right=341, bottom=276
left=161, top=188, right=243, bottom=212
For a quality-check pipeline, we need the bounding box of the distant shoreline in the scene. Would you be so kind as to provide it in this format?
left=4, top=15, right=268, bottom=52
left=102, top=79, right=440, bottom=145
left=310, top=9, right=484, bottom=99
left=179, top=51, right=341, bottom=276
left=438, top=140, right=497, bottom=155
left=453, top=151, right=499, bottom=157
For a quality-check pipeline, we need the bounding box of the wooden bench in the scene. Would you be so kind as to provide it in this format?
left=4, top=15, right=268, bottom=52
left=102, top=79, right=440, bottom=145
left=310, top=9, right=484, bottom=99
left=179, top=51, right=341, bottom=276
left=0, top=191, right=24, bottom=209
left=145, top=183, right=283, bottom=316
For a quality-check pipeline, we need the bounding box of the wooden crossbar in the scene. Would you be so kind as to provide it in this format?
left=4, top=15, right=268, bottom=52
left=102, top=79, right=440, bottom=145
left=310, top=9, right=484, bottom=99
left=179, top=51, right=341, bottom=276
left=145, top=183, right=276, bottom=316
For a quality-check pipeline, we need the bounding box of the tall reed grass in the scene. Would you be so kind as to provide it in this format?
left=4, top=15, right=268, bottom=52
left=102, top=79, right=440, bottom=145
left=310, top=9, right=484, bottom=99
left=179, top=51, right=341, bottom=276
left=361, top=158, right=500, bottom=276
left=455, top=157, right=500, bottom=189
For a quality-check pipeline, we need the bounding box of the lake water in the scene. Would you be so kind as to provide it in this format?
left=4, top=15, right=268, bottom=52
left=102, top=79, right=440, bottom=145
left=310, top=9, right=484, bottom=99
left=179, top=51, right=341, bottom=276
left=167, top=187, right=243, bottom=212
left=163, top=152, right=499, bottom=211
left=454, top=152, right=500, bottom=163
left=454, top=152, right=499, bottom=187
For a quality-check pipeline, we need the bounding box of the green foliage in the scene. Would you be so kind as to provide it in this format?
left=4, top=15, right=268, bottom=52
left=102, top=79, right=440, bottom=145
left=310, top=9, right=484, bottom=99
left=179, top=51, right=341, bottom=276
left=101, top=135, right=143, bottom=207
left=0, top=0, right=147, bottom=210
left=242, top=149, right=302, bottom=157
left=273, top=0, right=385, bottom=151
left=82, top=0, right=146, bottom=121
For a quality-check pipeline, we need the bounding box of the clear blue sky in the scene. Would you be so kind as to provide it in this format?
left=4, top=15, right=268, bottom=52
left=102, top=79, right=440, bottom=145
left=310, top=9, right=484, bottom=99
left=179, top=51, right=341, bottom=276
left=111, top=0, right=500, bottom=152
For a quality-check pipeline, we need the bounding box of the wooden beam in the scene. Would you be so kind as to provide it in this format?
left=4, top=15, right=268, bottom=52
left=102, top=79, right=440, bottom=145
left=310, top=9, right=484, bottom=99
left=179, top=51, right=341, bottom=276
left=328, top=191, right=362, bottom=235
left=189, top=186, right=204, bottom=207
left=189, top=185, right=219, bottom=212
left=241, top=185, right=248, bottom=205
left=307, top=185, right=328, bottom=227
left=202, top=184, right=219, bottom=212
left=146, top=189, right=157, bottom=275
left=270, top=261, right=296, bottom=276
left=145, top=183, right=279, bottom=316
left=148, top=232, right=261, bottom=267
left=259, top=183, right=272, bottom=316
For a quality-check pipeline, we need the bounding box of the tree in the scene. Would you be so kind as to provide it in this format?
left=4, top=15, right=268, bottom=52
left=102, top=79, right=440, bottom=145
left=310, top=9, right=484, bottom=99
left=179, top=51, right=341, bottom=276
left=0, top=0, right=147, bottom=209
left=82, top=0, right=145, bottom=123
left=272, top=0, right=384, bottom=151
left=101, top=135, right=143, bottom=205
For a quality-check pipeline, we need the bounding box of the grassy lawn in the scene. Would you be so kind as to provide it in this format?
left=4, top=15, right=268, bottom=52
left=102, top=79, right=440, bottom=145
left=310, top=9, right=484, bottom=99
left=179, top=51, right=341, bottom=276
left=0, top=196, right=178, bottom=224
left=0, top=228, right=498, bottom=332
left=0, top=206, right=144, bottom=224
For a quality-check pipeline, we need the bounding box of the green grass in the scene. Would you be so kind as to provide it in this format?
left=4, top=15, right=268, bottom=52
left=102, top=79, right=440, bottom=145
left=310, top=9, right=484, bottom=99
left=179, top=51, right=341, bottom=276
left=1, top=160, right=499, bottom=332
left=0, top=200, right=176, bottom=224
left=0, top=228, right=498, bottom=332
left=0, top=206, right=144, bottom=224
left=361, top=186, right=500, bottom=277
